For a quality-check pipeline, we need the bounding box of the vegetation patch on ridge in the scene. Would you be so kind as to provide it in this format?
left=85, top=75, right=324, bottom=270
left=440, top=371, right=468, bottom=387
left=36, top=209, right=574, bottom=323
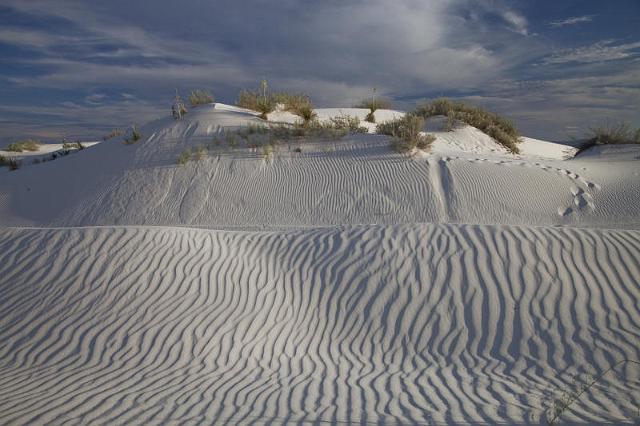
left=4, top=139, right=42, bottom=153
left=413, top=98, right=521, bottom=154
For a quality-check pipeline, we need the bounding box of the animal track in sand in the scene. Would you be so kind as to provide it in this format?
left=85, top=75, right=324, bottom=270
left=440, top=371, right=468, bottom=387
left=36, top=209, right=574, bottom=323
left=444, top=155, right=602, bottom=219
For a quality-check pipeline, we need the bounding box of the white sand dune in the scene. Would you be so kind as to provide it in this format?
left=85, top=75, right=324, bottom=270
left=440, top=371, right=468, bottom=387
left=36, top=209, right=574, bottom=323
left=0, top=104, right=638, bottom=229
left=0, top=225, right=638, bottom=424
left=1, top=103, right=639, bottom=424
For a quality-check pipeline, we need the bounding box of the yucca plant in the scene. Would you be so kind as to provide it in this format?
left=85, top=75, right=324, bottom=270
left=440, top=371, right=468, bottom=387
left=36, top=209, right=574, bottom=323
left=172, top=89, right=188, bottom=119
left=356, top=88, right=392, bottom=123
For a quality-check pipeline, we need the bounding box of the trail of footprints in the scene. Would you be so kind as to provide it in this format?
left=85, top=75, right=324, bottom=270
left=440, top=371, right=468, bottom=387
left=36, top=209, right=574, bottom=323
left=442, top=155, right=601, bottom=218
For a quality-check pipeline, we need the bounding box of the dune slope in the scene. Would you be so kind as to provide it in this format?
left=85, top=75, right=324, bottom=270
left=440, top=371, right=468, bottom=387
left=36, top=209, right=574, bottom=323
left=0, top=104, right=638, bottom=229
left=1, top=225, right=638, bottom=424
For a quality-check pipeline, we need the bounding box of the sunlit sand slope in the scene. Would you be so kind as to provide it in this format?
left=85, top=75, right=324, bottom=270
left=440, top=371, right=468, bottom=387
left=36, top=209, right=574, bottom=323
left=1, top=225, right=638, bottom=424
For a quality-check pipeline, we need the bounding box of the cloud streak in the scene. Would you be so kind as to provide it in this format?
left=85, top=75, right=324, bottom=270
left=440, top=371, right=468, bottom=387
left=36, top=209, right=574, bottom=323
left=544, top=40, right=640, bottom=64
left=549, top=15, right=594, bottom=28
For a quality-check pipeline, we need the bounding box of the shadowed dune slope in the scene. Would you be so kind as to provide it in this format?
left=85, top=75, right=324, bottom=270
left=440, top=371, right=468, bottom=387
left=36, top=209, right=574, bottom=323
left=1, top=225, right=638, bottom=424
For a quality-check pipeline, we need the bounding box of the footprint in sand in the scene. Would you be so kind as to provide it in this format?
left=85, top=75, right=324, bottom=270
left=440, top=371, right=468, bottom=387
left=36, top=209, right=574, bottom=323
left=558, top=206, right=572, bottom=217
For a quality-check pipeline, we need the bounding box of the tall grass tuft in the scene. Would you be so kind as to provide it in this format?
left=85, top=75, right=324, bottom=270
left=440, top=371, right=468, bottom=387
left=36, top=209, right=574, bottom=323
left=189, top=89, right=214, bottom=107
left=103, top=128, right=124, bottom=141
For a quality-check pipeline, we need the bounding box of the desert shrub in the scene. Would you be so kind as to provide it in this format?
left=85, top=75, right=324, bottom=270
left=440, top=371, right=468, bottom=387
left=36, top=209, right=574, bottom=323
left=103, top=128, right=124, bottom=140
left=177, top=148, right=192, bottom=165
left=5, top=139, right=41, bottom=152
left=189, top=89, right=214, bottom=107
left=413, top=98, right=520, bottom=153
left=295, top=104, right=317, bottom=127
left=237, top=89, right=260, bottom=111
left=123, top=126, right=143, bottom=145
left=588, top=121, right=640, bottom=145
left=380, top=115, right=435, bottom=154
left=273, top=92, right=310, bottom=112
left=328, top=114, right=368, bottom=133
left=237, top=79, right=277, bottom=120
left=172, top=89, right=188, bottom=119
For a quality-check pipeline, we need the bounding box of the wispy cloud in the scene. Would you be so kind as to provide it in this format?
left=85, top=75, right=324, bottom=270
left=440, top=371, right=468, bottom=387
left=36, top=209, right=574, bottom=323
left=549, top=15, right=594, bottom=28
left=544, top=40, right=640, bottom=64
left=502, top=11, right=529, bottom=36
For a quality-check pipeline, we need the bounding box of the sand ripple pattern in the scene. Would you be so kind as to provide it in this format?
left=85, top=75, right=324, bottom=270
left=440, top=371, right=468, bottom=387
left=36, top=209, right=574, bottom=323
left=0, top=225, right=639, bottom=424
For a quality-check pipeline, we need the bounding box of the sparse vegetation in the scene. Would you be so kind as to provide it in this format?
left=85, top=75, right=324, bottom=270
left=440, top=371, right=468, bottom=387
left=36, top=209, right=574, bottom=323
left=237, top=82, right=319, bottom=122
left=237, top=79, right=277, bottom=120
left=62, top=141, right=85, bottom=150
left=5, top=139, right=41, bottom=152
left=0, top=155, right=19, bottom=170
left=194, top=145, right=207, bottom=161
left=413, top=98, right=521, bottom=153
left=172, top=89, right=188, bottom=119
left=327, top=114, right=368, bottom=133
left=123, top=126, right=143, bottom=145
left=189, top=89, right=214, bottom=107
left=379, top=115, right=435, bottom=154
left=545, top=359, right=640, bottom=425
left=356, top=88, right=392, bottom=123
left=588, top=121, right=640, bottom=145
left=103, top=128, right=124, bottom=141
left=295, top=103, right=317, bottom=127
left=177, top=148, right=192, bottom=165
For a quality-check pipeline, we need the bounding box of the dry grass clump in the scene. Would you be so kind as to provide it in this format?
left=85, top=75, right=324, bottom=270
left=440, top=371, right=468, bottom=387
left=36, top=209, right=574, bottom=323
left=177, top=148, right=192, bottom=165
left=588, top=121, right=640, bottom=145
left=237, top=79, right=277, bottom=120
left=414, top=98, right=520, bottom=153
left=5, top=139, right=41, bottom=152
left=189, top=89, right=214, bottom=107
left=379, top=115, right=435, bottom=154
left=62, top=141, right=85, bottom=150
left=327, top=114, right=368, bottom=133
left=103, top=128, right=124, bottom=141
left=123, top=126, right=143, bottom=145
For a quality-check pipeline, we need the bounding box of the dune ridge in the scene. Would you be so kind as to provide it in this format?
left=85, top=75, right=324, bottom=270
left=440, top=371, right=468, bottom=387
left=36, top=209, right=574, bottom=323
left=1, top=224, right=638, bottom=424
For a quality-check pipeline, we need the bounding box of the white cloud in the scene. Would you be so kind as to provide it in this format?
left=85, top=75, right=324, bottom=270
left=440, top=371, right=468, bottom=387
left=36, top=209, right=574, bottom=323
left=544, top=40, right=640, bottom=64
left=549, top=15, right=594, bottom=28
left=84, top=93, right=107, bottom=104
left=502, top=11, right=528, bottom=36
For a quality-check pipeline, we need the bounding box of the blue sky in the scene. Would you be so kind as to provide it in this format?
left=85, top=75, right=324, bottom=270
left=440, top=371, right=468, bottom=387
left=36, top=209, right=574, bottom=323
left=0, top=0, right=638, bottom=142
